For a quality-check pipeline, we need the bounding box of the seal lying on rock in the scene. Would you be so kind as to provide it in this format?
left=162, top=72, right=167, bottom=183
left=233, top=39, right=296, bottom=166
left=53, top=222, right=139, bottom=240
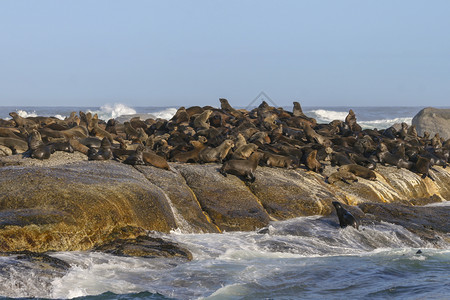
left=327, top=171, right=358, bottom=184
left=199, top=139, right=234, bottom=163
left=220, top=152, right=263, bottom=182
left=27, top=130, right=55, bottom=160
left=339, top=164, right=377, bottom=180
left=332, top=201, right=359, bottom=229
left=143, top=150, right=170, bottom=170
left=123, top=145, right=145, bottom=165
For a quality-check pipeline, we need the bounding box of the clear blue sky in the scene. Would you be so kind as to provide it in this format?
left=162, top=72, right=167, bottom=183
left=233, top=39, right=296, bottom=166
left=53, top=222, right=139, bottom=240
left=1, top=1, right=449, bottom=107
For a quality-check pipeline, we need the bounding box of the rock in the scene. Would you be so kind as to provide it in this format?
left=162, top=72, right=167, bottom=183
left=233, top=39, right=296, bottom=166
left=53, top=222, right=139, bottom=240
left=0, top=251, right=71, bottom=298
left=358, top=202, right=450, bottom=245
left=175, top=164, right=271, bottom=231
left=248, top=167, right=335, bottom=220
left=135, top=164, right=219, bottom=233
left=412, top=107, right=450, bottom=139
left=0, top=250, right=71, bottom=271
left=0, top=160, right=177, bottom=252
left=94, top=235, right=193, bottom=260
left=1, top=154, right=450, bottom=253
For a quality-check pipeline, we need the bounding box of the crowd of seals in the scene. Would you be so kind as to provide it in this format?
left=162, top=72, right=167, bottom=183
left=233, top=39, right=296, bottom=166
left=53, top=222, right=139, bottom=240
left=1, top=99, right=449, bottom=185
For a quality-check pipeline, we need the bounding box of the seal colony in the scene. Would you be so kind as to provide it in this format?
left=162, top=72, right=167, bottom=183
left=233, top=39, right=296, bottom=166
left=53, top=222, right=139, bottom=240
left=1, top=99, right=449, bottom=185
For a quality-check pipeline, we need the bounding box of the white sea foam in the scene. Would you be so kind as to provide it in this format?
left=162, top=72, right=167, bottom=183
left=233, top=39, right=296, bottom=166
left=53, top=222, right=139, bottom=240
left=359, top=117, right=413, bottom=129
left=87, top=103, right=137, bottom=121
left=307, top=109, right=413, bottom=129
left=308, top=109, right=348, bottom=122
left=1, top=217, right=447, bottom=299
left=16, top=109, right=38, bottom=118
left=152, top=107, right=177, bottom=120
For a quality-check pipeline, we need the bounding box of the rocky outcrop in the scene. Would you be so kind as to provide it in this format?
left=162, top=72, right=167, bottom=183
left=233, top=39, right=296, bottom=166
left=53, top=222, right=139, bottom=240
left=134, top=165, right=219, bottom=233
left=357, top=202, right=450, bottom=244
left=175, top=163, right=271, bottom=231
left=412, top=107, right=450, bottom=139
left=0, top=158, right=178, bottom=252
left=94, top=235, right=193, bottom=260
left=0, top=153, right=449, bottom=252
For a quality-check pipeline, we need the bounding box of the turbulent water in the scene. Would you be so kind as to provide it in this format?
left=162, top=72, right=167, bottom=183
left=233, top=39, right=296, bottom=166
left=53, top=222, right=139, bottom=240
left=1, top=103, right=449, bottom=299
left=1, top=215, right=449, bottom=299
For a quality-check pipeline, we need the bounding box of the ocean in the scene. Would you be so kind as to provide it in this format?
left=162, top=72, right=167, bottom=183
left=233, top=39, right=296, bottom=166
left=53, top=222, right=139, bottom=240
left=0, top=104, right=449, bottom=299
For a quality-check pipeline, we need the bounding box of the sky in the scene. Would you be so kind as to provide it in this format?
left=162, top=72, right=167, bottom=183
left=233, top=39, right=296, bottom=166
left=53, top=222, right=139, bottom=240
left=0, top=0, right=449, bottom=108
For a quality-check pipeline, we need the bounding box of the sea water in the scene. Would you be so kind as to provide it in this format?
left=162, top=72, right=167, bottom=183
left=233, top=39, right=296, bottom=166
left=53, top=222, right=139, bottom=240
left=0, top=104, right=449, bottom=299
left=0, top=215, right=449, bottom=299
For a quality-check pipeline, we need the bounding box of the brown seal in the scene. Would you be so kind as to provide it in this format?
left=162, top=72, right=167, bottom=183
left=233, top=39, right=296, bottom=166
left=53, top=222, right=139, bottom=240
left=219, top=98, right=243, bottom=118
left=330, top=152, right=354, bottom=167
left=292, top=101, right=304, bottom=117
left=339, top=164, right=377, bottom=180
left=220, top=152, right=263, bottom=182
left=345, top=109, right=362, bottom=132
left=199, top=139, right=234, bottom=163
left=170, top=107, right=190, bottom=125
left=0, top=137, right=28, bottom=154
left=69, top=138, right=90, bottom=155
left=123, top=145, right=146, bottom=165
left=48, top=141, right=74, bottom=153
left=124, top=121, right=139, bottom=140
left=90, top=115, right=114, bottom=142
left=304, top=149, right=323, bottom=173
left=88, top=137, right=113, bottom=160
left=193, top=110, right=212, bottom=130
left=142, top=150, right=170, bottom=170
left=304, top=124, right=332, bottom=147
left=0, top=127, right=22, bottom=139
left=185, top=106, right=204, bottom=118
left=232, top=143, right=258, bottom=160
left=9, top=112, right=38, bottom=128
left=0, top=145, right=13, bottom=156
left=27, top=130, right=54, bottom=160
left=414, top=156, right=433, bottom=180
left=262, top=151, right=297, bottom=169
left=171, top=139, right=207, bottom=163
left=327, top=171, right=358, bottom=184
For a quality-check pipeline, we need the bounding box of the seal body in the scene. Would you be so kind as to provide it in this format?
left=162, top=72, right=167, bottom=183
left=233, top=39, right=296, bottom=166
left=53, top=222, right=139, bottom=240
left=88, top=137, right=113, bottom=160
left=332, top=201, right=359, bottom=229
left=339, top=164, right=377, bottom=180
left=220, top=152, right=262, bottom=182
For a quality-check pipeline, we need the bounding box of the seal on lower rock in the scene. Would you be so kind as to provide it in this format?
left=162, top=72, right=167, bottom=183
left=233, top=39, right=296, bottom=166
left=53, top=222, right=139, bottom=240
left=332, top=201, right=359, bottom=229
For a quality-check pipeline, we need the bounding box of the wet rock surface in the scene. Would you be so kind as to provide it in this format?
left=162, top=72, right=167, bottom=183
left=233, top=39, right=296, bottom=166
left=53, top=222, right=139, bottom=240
left=357, top=202, right=450, bottom=244
left=94, top=235, right=193, bottom=260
